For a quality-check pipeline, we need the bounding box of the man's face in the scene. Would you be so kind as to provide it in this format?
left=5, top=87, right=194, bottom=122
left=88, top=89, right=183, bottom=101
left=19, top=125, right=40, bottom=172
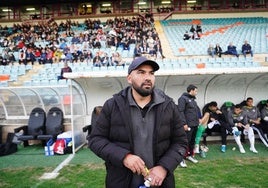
left=127, top=64, right=155, bottom=97
left=190, top=88, right=198, bottom=97
left=209, top=105, right=217, bottom=112
left=246, top=99, right=253, bottom=107
left=234, top=107, right=242, bottom=114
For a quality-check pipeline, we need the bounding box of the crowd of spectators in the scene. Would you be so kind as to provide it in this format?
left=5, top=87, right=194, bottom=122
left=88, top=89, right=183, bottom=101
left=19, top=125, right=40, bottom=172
left=183, top=24, right=202, bottom=40
left=207, top=41, right=253, bottom=58
left=0, top=14, right=165, bottom=67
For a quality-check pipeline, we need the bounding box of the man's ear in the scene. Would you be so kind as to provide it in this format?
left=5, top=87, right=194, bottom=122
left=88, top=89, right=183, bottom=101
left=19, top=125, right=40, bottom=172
left=127, top=74, right=132, bottom=85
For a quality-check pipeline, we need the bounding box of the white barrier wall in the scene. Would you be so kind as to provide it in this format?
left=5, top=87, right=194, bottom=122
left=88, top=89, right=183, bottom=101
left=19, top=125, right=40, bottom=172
left=67, top=67, right=268, bottom=117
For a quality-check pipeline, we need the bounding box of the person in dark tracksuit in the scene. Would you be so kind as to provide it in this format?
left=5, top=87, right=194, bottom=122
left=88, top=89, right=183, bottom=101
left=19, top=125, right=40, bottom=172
left=177, top=84, right=200, bottom=167
left=227, top=104, right=258, bottom=153
left=89, top=56, right=188, bottom=188
left=242, top=97, right=268, bottom=148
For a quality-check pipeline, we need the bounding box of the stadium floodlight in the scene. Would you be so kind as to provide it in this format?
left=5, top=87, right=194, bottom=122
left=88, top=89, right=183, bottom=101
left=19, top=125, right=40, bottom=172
left=26, top=8, right=35, bottom=11
left=162, top=1, right=171, bottom=4
left=2, top=9, right=12, bottom=12
left=187, top=0, right=197, bottom=3
left=102, top=3, right=111, bottom=7
left=138, top=1, right=146, bottom=5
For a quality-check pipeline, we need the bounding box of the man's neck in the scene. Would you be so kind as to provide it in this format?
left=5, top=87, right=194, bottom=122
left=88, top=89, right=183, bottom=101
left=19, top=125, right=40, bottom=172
left=132, top=89, right=152, bottom=109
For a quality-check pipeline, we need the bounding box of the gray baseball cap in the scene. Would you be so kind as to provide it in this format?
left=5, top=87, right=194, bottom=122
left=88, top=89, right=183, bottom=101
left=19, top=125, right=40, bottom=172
left=128, top=56, right=159, bottom=74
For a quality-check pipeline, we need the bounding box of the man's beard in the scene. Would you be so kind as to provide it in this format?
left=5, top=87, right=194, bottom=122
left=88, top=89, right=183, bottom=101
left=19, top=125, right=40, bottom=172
left=133, top=83, right=154, bottom=97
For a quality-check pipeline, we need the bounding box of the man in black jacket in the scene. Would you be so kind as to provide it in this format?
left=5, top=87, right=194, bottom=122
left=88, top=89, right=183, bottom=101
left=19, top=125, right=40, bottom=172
left=177, top=84, right=200, bottom=167
left=89, top=56, right=188, bottom=188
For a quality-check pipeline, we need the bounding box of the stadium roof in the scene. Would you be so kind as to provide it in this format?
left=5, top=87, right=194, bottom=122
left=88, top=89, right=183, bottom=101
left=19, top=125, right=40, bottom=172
left=0, top=0, right=101, bottom=6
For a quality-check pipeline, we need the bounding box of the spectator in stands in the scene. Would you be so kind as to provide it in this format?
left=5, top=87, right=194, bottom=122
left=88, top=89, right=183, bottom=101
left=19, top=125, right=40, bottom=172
left=112, top=37, right=120, bottom=50
left=112, top=52, right=124, bottom=67
left=59, top=39, right=68, bottom=50
left=140, top=43, right=149, bottom=54
left=133, top=44, right=142, bottom=58
left=94, top=39, right=102, bottom=49
left=84, top=50, right=93, bottom=63
left=242, top=97, right=268, bottom=147
left=18, top=50, right=26, bottom=65
left=242, top=40, right=253, bottom=58
left=41, top=31, right=47, bottom=41
left=183, top=31, right=191, bottom=40
left=1, top=51, right=10, bottom=66
left=39, top=48, right=47, bottom=64
left=260, top=100, right=268, bottom=140
left=65, top=49, right=74, bottom=63
left=196, top=24, right=202, bottom=34
left=93, top=52, right=102, bottom=67
left=207, top=44, right=216, bottom=58
left=178, top=84, right=200, bottom=167
left=25, top=48, right=36, bottom=65
left=155, top=43, right=165, bottom=59
left=46, top=48, right=53, bottom=64
left=106, top=36, right=114, bottom=48
left=72, top=50, right=81, bottom=63
left=215, top=43, right=223, bottom=57
left=16, top=39, right=25, bottom=50
left=101, top=52, right=111, bottom=67
left=71, top=34, right=80, bottom=44
left=0, top=37, right=9, bottom=47
left=7, top=51, right=15, bottom=65
left=191, top=31, right=200, bottom=40
left=34, top=49, right=41, bottom=64
left=57, top=62, right=72, bottom=80
left=0, top=54, right=3, bottom=65
left=53, top=48, right=63, bottom=63
left=148, top=44, right=156, bottom=58
left=227, top=104, right=258, bottom=153
left=224, top=42, right=239, bottom=57
left=120, top=37, right=130, bottom=50
left=190, top=25, right=195, bottom=33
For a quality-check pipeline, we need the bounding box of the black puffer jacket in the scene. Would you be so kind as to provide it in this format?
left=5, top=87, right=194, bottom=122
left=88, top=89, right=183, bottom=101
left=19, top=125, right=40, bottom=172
left=88, top=87, right=188, bottom=188
left=177, top=92, right=200, bottom=128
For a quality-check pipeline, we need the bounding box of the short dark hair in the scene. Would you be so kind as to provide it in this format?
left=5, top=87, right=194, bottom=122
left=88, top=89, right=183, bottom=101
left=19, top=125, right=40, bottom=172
left=234, top=104, right=242, bottom=109
left=187, top=84, right=197, bottom=92
left=209, top=101, right=218, bottom=107
left=246, top=97, right=253, bottom=101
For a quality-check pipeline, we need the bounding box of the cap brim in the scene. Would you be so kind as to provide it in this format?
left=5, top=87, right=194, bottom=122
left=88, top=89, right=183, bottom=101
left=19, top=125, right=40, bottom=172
left=128, top=56, right=160, bottom=74
left=141, top=60, right=159, bottom=72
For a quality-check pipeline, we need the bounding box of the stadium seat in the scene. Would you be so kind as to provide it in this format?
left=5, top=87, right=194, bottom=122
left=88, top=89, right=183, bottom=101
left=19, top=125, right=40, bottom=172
left=14, top=107, right=46, bottom=147
left=37, top=107, right=64, bottom=141
left=0, top=81, right=8, bottom=87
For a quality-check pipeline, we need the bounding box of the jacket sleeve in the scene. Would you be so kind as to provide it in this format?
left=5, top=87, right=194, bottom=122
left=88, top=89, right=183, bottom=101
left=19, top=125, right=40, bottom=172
left=88, top=98, right=130, bottom=167
left=157, top=102, right=188, bottom=173
left=177, top=96, right=187, bottom=126
left=261, top=108, right=268, bottom=120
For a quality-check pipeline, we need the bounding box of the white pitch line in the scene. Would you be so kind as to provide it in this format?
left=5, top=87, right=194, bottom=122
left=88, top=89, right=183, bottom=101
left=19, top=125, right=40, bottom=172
left=39, top=154, right=74, bottom=180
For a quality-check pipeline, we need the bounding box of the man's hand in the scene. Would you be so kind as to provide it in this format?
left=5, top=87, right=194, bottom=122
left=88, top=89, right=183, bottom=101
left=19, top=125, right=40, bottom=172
left=183, top=124, right=190, bottom=131
left=146, top=166, right=167, bottom=187
left=251, top=119, right=261, bottom=125
left=123, top=154, right=146, bottom=175
left=215, top=110, right=222, bottom=114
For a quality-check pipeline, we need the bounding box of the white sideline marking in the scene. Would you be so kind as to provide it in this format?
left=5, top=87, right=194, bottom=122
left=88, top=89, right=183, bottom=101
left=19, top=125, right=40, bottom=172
left=39, top=154, right=74, bottom=180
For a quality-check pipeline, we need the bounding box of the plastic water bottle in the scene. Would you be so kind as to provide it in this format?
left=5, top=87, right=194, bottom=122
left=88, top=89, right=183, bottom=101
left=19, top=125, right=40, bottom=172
left=138, top=178, right=151, bottom=188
